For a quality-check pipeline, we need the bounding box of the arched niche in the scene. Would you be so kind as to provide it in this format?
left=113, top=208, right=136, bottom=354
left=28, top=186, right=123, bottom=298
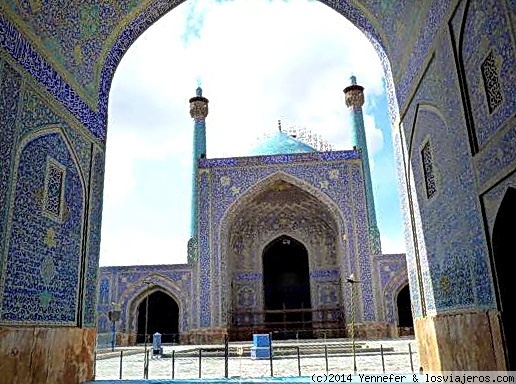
left=491, top=187, right=516, bottom=369
left=396, top=284, right=414, bottom=336
left=134, top=289, right=180, bottom=344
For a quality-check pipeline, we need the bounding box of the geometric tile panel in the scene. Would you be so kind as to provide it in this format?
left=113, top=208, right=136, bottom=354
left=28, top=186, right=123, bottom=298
left=402, top=33, right=495, bottom=314
left=0, top=0, right=512, bottom=340
left=96, top=149, right=414, bottom=334
left=375, top=253, right=409, bottom=324
left=1, top=130, right=85, bottom=324
left=198, top=171, right=211, bottom=328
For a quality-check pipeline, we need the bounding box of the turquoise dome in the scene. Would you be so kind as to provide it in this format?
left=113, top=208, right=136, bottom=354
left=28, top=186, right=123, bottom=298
left=250, top=131, right=317, bottom=156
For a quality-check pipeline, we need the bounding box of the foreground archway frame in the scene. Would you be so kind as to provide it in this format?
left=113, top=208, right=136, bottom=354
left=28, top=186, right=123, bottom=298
left=0, top=0, right=514, bottom=381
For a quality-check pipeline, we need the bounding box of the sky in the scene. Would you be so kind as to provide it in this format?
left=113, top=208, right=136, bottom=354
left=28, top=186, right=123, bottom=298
left=99, top=0, right=405, bottom=267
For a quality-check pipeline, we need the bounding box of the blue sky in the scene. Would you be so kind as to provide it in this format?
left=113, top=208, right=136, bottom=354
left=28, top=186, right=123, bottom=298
left=99, top=0, right=405, bottom=266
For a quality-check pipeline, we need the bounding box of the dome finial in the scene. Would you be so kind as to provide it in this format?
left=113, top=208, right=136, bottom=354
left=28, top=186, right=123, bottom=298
left=196, top=76, right=203, bottom=97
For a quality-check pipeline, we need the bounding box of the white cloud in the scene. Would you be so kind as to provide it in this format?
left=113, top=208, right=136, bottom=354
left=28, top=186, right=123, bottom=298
left=380, top=234, right=407, bottom=255
left=100, top=0, right=393, bottom=267
left=99, top=231, right=188, bottom=266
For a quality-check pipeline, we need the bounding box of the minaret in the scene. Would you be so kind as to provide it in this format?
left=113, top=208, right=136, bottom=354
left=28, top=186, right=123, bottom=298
left=187, top=86, right=209, bottom=263
left=344, top=76, right=382, bottom=255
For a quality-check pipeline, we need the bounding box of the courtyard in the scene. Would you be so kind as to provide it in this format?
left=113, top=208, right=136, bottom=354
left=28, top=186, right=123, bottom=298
left=94, top=339, right=420, bottom=380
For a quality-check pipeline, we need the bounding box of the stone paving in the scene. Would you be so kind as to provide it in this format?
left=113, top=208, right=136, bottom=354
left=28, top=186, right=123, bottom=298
left=94, top=339, right=420, bottom=380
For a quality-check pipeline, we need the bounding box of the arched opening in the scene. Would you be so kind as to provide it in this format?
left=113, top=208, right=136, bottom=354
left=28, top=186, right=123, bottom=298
left=136, top=290, right=180, bottom=344
left=492, top=187, right=516, bottom=369
left=263, top=235, right=312, bottom=338
left=396, top=284, right=414, bottom=336
left=226, top=177, right=342, bottom=340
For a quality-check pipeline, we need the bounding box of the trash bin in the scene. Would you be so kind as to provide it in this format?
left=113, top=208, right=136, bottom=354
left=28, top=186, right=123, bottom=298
left=251, top=333, right=272, bottom=360
left=152, top=332, right=163, bottom=358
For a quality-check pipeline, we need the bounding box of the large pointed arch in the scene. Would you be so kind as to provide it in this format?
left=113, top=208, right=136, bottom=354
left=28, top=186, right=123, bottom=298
left=218, top=171, right=350, bottom=335
left=218, top=171, right=349, bottom=296
left=119, top=273, right=187, bottom=334
left=132, top=288, right=180, bottom=343
left=95, top=1, right=398, bottom=134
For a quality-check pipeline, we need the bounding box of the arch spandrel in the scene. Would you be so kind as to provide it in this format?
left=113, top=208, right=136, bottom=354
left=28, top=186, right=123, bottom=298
left=0, top=1, right=386, bottom=99
left=0, top=0, right=439, bottom=138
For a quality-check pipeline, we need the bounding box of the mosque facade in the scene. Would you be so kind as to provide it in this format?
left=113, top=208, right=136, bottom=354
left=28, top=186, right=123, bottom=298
left=96, top=79, right=411, bottom=346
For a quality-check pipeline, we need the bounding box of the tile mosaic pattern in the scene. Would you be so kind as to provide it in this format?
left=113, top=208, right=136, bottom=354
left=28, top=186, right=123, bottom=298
left=0, top=13, right=101, bottom=139
left=399, top=31, right=496, bottom=313
left=198, top=170, right=212, bottom=328
left=196, top=151, right=379, bottom=327
left=474, top=123, right=516, bottom=191
left=374, top=254, right=409, bottom=324
left=0, top=58, right=98, bottom=326
left=43, top=159, right=65, bottom=218
left=481, top=51, right=504, bottom=114
left=0, top=61, right=21, bottom=282
left=461, top=0, right=515, bottom=148
left=225, top=182, right=341, bottom=321
left=390, top=127, right=424, bottom=319
left=420, top=141, right=437, bottom=199
left=83, top=148, right=105, bottom=327
left=1, top=130, right=85, bottom=324
left=0, top=0, right=513, bottom=348
left=96, top=149, right=410, bottom=334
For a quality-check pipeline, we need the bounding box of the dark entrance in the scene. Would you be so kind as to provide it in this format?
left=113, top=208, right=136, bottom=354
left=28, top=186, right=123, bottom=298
left=263, top=235, right=312, bottom=338
left=137, top=290, right=180, bottom=344
left=396, top=284, right=414, bottom=335
left=492, top=187, right=516, bottom=370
